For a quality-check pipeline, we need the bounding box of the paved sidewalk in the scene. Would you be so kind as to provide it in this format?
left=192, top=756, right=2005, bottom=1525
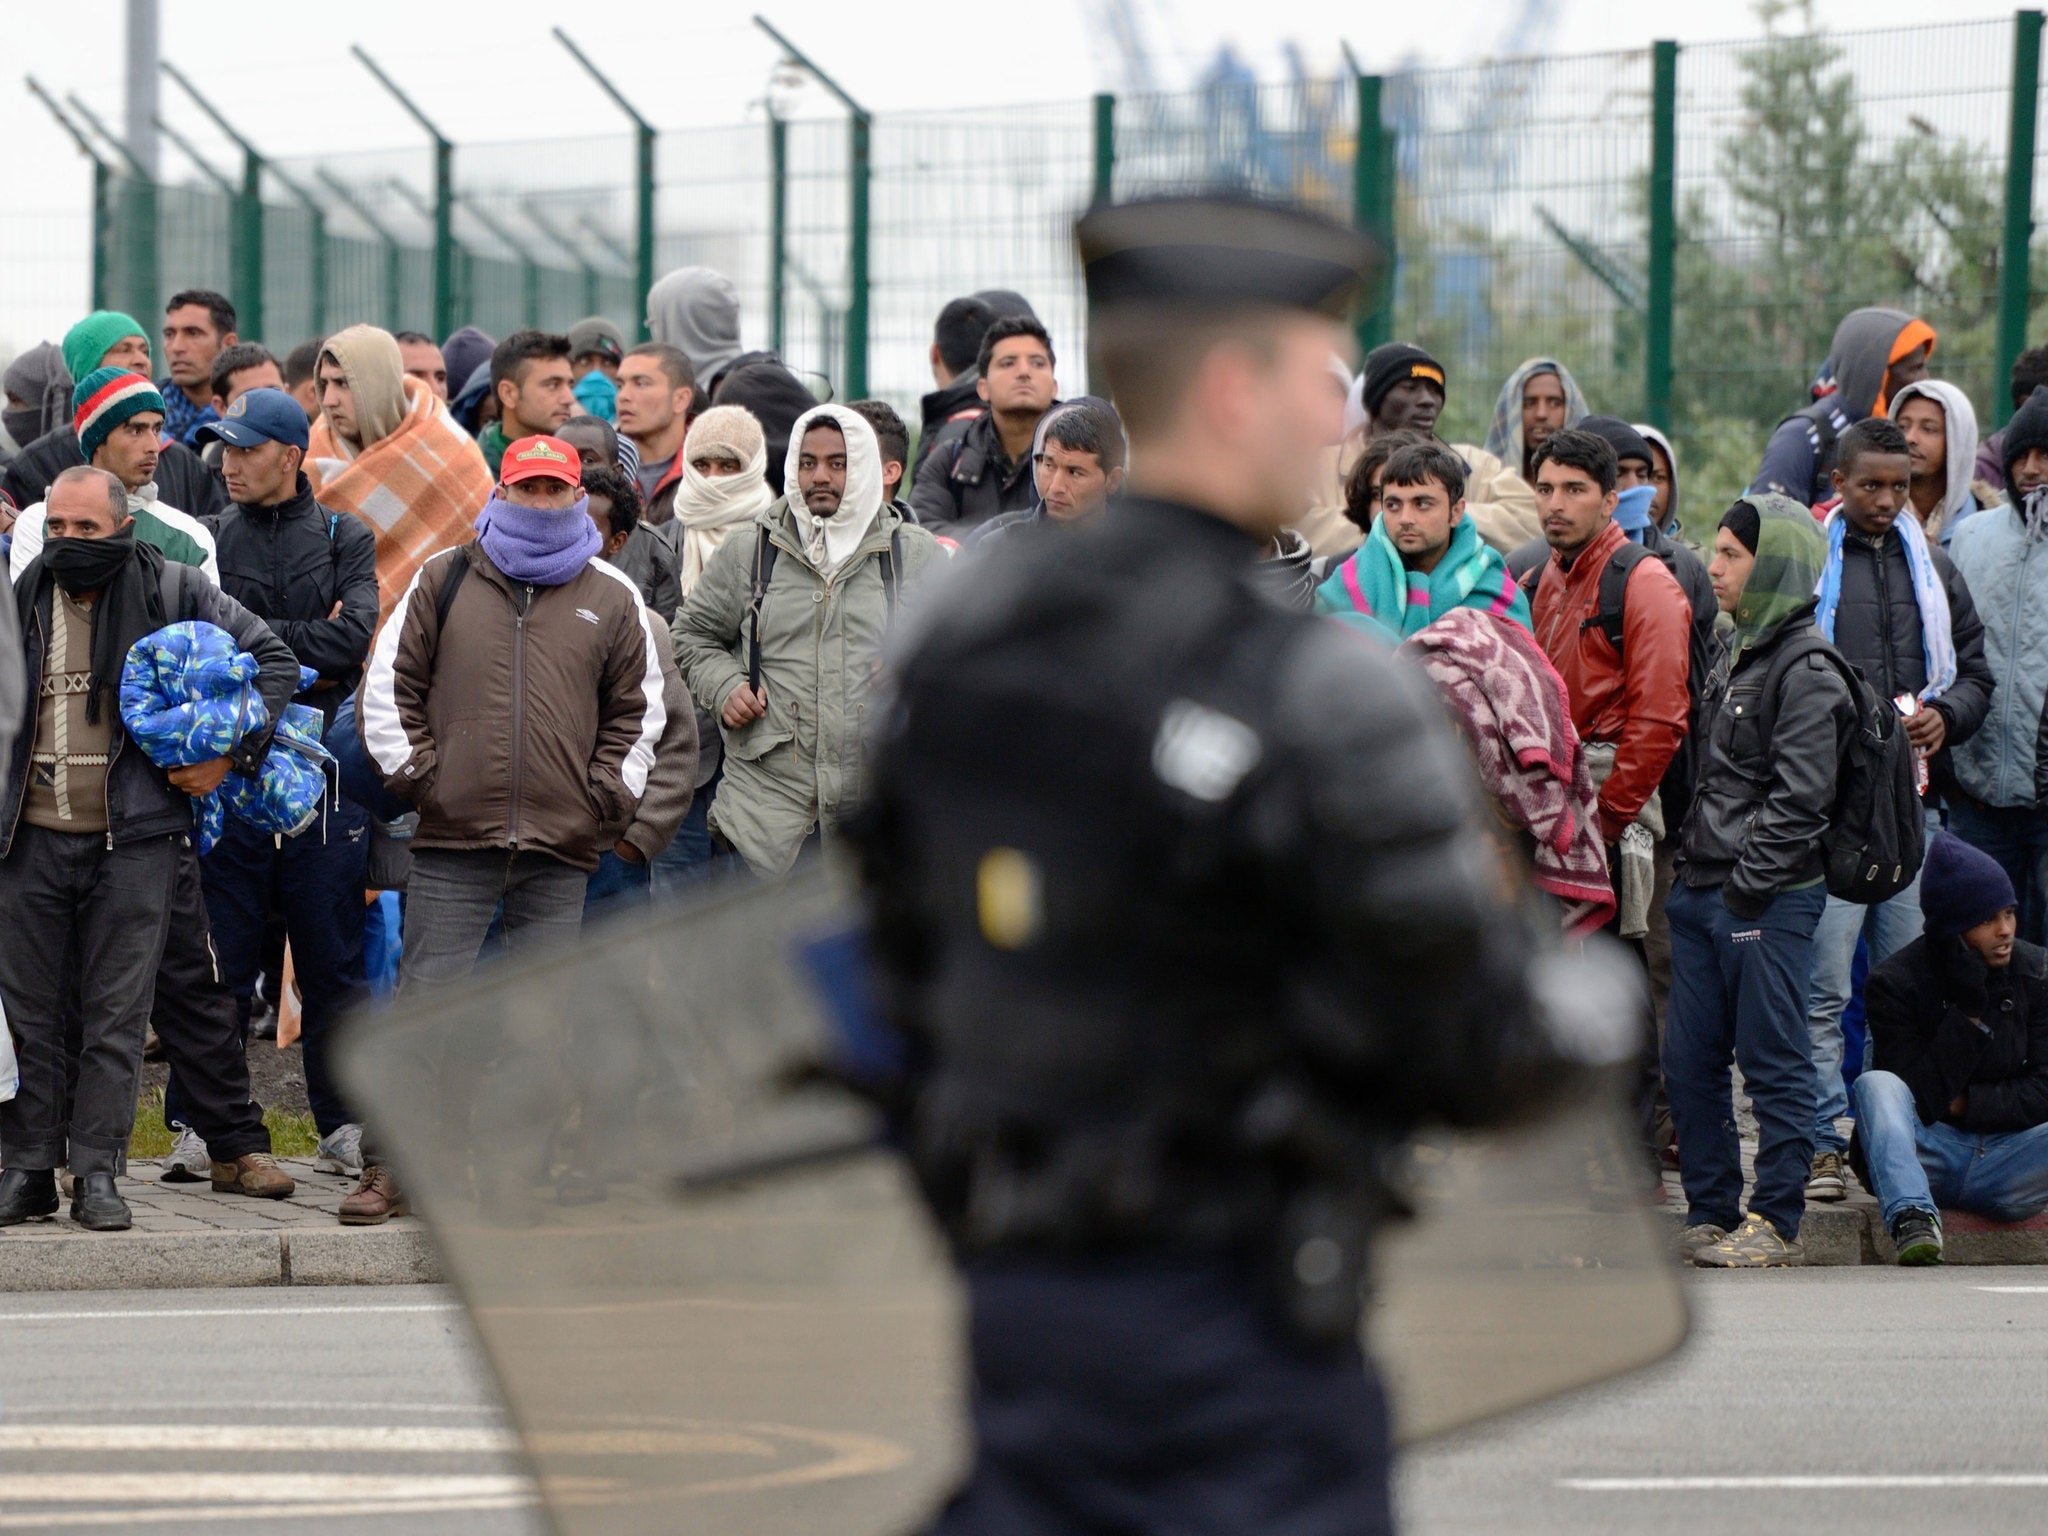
left=0, top=1158, right=441, bottom=1291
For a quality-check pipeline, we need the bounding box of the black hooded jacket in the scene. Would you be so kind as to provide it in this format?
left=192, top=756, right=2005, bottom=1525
left=1751, top=308, right=1926, bottom=506
left=1678, top=603, right=1855, bottom=917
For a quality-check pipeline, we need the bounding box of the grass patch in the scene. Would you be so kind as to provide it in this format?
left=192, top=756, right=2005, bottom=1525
left=129, top=1088, right=320, bottom=1160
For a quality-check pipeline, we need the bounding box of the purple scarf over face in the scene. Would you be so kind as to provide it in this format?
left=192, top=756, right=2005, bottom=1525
left=474, top=493, right=602, bottom=586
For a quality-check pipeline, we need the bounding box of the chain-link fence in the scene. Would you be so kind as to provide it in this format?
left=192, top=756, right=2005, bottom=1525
left=22, top=13, right=2048, bottom=513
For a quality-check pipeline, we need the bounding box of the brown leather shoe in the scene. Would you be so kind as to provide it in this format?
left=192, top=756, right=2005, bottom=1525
left=339, top=1165, right=408, bottom=1226
left=211, top=1153, right=295, bottom=1199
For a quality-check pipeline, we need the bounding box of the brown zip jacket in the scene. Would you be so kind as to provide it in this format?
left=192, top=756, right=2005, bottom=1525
left=356, top=542, right=672, bottom=872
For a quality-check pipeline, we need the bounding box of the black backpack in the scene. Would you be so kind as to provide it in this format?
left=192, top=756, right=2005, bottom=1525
left=1520, top=539, right=1720, bottom=827
left=1755, top=632, right=1925, bottom=905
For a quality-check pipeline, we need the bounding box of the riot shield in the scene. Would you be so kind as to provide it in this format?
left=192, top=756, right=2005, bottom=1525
left=340, top=861, right=1685, bottom=1535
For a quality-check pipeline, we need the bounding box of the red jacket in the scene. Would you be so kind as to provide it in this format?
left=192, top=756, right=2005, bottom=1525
left=1530, top=519, right=1692, bottom=844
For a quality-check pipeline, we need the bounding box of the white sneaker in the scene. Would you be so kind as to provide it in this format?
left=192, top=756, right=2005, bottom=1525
left=313, top=1123, right=364, bottom=1176
left=160, top=1126, right=212, bottom=1183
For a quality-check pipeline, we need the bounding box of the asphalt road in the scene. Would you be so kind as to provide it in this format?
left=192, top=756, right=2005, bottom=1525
left=1, top=1271, right=2045, bottom=1534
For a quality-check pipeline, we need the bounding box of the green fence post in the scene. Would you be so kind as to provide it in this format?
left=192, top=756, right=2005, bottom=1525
left=849, top=110, right=870, bottom=399
left=163, top=62, right=266, bottom=340
left=554, top=30, right=658, bottom=337
left=2001, top=11, right=2044, bottom=427
left=754, top=16, right=871, bottom=399
left=1351, top=74, right=1393, bottom=355
left=770, top=111, right=788, bottom=356
left=67, top=93, right=158, bottom=330
left=1646, top=40, right=1678, bottom=434
left=1092, top=93, right=1116, bottom=206
left=353, top=48, right=455, bottom=339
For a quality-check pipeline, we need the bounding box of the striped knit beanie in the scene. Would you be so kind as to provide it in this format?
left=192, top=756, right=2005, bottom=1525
left=73, top=366, right=166, bottom=464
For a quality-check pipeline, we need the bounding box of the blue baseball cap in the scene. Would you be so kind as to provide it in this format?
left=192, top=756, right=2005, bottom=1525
left=197, top=387, right=309, bottom=452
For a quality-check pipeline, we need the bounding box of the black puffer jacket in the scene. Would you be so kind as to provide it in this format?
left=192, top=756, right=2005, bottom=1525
left=1677, top=604, right=1855, bottom=917
left=2, top=424, right=228, bottom=523
left=1828, top=526, right=1991, bottom=752
left=212, top=475, right=380, bottom=724
left=1865, top=935, right=2048, bottom=1134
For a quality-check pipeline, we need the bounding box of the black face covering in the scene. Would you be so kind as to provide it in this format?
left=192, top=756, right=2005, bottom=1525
left=43, top=530, right=138, bottom=595
left=3, top=407, right=39, bottom=449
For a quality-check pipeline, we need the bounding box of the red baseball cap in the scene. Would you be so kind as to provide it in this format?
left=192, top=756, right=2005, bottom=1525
left=500, top=434, right=582, bottom=486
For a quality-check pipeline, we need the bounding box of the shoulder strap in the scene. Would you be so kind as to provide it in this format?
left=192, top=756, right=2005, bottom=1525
left=882, top=528, right=903, bottom=615
left=747, top=525, right=780, bottom=696
left=1754, top=629, right=1839, bottom=741
left=433, top=549, right=470, bottom=634
left=1584, top=540, right=1651, bottom=656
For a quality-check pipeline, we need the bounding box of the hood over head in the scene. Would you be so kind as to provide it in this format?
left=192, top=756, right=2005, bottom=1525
left=1814, top=307, right=1935, bottom=422
left=440, top=326, right=496, bottom=398
left=320, top=325, right=409, bottom=446
left=4, top=341, right=73, bottom=448
left=1484, top=356, right=1589, bottom=471
left=1725, top=491, right=1827, bottom=663
left=1888, top=378, right=1978, bottom=537
left=1635, top=423, right=1679, bottom=533
left=782, top=403, right=886, bottom=577
left=646, top=266, right=743, bottom=381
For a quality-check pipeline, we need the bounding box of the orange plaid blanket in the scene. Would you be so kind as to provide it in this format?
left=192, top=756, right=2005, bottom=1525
left=306, top=378, right=493, bottom=623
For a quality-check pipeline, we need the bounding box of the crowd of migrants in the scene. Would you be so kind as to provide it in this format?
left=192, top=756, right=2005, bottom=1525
left=0, top=278, right=2046, bottom=1262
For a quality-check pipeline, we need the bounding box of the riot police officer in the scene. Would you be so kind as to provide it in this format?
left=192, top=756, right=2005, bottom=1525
left=854, top=194, right=1586, bottom=1534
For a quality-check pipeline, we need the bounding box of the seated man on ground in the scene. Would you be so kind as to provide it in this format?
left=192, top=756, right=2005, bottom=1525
left=1854, top=833, right=2048, bottom=1266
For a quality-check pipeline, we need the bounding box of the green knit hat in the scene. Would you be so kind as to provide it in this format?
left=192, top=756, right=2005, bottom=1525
left=1726, top=492, right=1827, bottom=663
left=61, top=310, right=149, bottom=384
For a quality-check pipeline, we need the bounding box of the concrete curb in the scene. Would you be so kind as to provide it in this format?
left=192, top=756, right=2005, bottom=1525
left=0, top=1221, right=443, bottom=1292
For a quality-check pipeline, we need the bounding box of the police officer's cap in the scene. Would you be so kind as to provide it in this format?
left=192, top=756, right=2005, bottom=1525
left=1076, top=192, right=1382, bottom=321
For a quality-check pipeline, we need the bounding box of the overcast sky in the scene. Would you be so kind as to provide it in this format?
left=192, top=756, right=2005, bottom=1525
left=3, top=0, right=2026, bottom=355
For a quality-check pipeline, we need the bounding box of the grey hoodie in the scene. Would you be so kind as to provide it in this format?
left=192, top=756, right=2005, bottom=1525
left=646, top=267, right=743, bottom=384
left=1890, top=379, right=1982, bottom=546
left=1752, top=307, right=1931, bottom=504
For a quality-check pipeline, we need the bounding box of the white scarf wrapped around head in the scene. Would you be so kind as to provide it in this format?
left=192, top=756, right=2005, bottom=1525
left=783, top=403, right=884, bottom=578
left=673, top=406, right=775, bottom=597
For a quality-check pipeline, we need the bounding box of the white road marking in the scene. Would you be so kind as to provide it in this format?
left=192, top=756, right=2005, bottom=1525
left=1565, top=1474, right=2048, bottom=1491
left=0, top=1303, right=461, bottom=1323
left=0, top=1425, right=518, bottom=1453
left=0, top=1473, right=534, bottom=1503
left=1976, top=1285, right=2048, bottom=1294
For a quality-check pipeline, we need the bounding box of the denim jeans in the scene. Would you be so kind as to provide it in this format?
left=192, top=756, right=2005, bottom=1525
left=195, top=800, right=370, bottom=1139
left=1664, top=880, right=1828, bottom=1238
left=1948, top=801, right=2048, bottom=949
left=400, top=847, right=587, bottom=994
left=1804, top=812, right=1936, bottom=1153
left=1851, top=1068, right=2048, bottom=1226
left=584, top=847, right=652, bottom=920
left=650, top=763, right=741, bottom=900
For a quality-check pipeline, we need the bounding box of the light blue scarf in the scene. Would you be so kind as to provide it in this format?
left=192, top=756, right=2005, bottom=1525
left=1813, top=507, right=1956, bottom=701
left=1613, top=484, right=1656, bottom=543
